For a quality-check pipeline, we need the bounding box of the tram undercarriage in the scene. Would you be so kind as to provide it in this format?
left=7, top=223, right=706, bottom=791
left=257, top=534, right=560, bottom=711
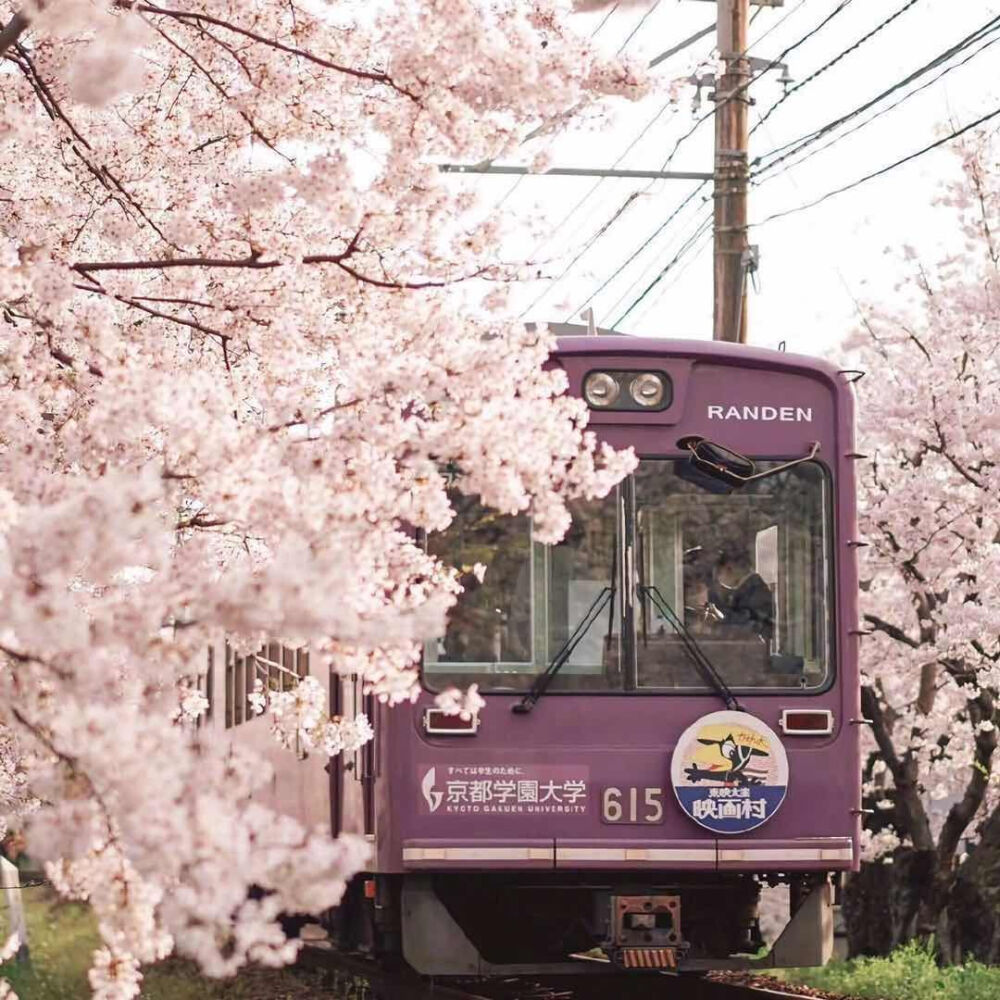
left=339, top=871, right=834, bottom=977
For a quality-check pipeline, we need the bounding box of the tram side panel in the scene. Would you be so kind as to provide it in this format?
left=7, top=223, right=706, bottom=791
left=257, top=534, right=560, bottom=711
left=202, top=639, right=332, bottom=832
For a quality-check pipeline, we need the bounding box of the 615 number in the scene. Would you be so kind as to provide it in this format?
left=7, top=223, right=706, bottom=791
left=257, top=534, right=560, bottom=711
left=602, top=786, right=664, bottom=825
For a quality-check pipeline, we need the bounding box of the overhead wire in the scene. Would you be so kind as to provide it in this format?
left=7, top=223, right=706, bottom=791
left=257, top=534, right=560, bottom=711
left=622, top=215, right=715, bottom=328
left=598, top=185, right=709, bottom=321
left=617, top=1, right=821, bottom=331
left=752, top=12, right=1000, bottom=177
left=745, top=0, right=814, bottom=55
left=754, top=100, right=1000, bottom=227
left=660, top=0, right=855, bottom=173
left=564, top=179, right=709, bottom=321
left=527, top=9, right=709, bottom=265
left=617, top=0, right=663, bottom=52
left=531, top=0, right=861, bottom=328
left=612, top=209, right=714, bottom=327
left=751, top=109, right=875, bottom=349
left=493, top=2, right=624, bottom=211
left=519, top=6, right=715, bottom=317
left=550, top=3, right=824, bottom=323
left=751, top=0, right=924, bottom=136
left=755, top=27, right=1000, bottom=186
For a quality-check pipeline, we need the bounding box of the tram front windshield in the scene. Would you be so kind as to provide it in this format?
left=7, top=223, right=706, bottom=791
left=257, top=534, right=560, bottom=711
left=423, top=460, right=831, bottom=693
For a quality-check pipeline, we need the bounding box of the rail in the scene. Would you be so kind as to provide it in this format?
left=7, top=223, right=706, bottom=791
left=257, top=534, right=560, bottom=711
left=296, top=941, right=851, bottom=1000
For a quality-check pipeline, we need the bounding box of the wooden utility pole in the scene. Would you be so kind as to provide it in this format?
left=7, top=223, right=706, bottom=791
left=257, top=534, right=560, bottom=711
left=713, top=0, right=751, bottom=343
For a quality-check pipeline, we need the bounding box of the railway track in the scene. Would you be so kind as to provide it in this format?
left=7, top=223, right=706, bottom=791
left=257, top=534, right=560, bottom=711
left=297, top=944, right=850, bottom=1000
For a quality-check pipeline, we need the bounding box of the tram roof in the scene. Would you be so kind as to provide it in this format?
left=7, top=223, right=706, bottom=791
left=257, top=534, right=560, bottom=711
left=542, top=323, right=847, bottom=385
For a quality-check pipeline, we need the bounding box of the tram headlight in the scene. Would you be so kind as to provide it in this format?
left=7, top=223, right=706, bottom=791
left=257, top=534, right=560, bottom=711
left=583, top=371, right=620, bottom=408
left=630, top=372, right=666, bottom=407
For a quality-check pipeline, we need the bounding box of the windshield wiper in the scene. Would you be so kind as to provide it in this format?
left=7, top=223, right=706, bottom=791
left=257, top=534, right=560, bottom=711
left=639, top=584, right=742, bottom=712
left=512, top=587, right=613, bottom=714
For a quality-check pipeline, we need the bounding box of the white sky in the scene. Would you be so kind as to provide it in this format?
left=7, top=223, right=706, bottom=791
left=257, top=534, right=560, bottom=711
left=459, top=0, right=1000, bottom=358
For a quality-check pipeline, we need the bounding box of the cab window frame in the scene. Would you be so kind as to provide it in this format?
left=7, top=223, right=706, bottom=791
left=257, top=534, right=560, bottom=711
left=630, top=455, right=837, bottom=697
left=419, top=456, right=837, bottom=698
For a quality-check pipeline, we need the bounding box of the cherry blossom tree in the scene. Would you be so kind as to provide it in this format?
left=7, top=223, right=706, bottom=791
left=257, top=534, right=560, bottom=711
left=845, top=133, right=1000, bottom=961
left=0, top=2, right=647, bottom=995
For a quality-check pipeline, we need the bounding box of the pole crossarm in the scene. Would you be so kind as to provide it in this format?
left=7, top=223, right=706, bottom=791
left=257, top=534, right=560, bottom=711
left=649, top=24, right=715, bottom=68
left=438, top=164, right=713, bottom=181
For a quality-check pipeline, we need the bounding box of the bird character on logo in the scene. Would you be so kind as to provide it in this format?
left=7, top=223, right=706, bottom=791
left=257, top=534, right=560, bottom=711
left=685, top=732, right=769, bottom=786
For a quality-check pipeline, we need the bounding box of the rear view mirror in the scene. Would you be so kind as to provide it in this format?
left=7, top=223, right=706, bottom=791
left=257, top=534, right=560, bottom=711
left=677, top=437, right=820, bottom=489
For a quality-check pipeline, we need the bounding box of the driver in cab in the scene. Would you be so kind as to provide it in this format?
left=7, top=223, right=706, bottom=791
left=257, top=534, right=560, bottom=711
left=686, top=547, right=774, bottom=642
left=708, top=547, right=774, bottom=642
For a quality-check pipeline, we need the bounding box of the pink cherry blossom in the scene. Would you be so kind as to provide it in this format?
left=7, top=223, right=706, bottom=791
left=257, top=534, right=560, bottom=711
left=0, top=1, right=650, bottom=994
left=846, top=134, right=1000, bottom=950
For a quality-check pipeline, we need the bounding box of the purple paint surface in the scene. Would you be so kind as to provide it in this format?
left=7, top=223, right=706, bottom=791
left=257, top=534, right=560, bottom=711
left=376, top=337, right=862, bottom=873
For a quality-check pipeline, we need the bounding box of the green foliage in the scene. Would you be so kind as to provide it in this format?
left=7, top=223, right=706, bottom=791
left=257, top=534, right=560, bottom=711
left=787, top=941, right=1000, bottom=1000
left=0, top=889, right=356, bottom=999
left=0, top=890, right=98, bottom=999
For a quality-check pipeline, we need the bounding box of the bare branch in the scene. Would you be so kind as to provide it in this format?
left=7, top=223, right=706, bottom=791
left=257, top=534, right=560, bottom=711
left=864, top=613, right=922, bottom=649
left=127, top=2, right=420, bottom=101
left=862, top=685, right=935, bottom=850
left=0, top=9, right=30, bottom=61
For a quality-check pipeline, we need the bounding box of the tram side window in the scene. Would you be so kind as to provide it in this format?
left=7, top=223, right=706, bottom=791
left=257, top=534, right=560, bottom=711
left=223, top=642, right=310, bottom=729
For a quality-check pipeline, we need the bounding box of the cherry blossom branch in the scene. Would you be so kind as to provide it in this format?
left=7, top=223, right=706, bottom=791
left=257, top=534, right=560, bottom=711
left=9, top=706, right=129, bottom=906
left=72, top=253, right=497, bottom=290
left=935, top=676, right=997, bottom=865
left=10, top=43, right=179, bottom=249
left=267, top=397, right=362, bottom=432
left=73, top=282, right=231, bottom=347
left=861, top=685, right=935, bottom=851
left=864, top=613, right=921, bottom=649
left=930, top=419, right=986, bottom=489
left=0, top=9, right=30, bottom=61
left=0, top=643, right=73, bottom=683
left=145, top=19, right=290, bottom=162
left=125, top=2, right=421, bottom=101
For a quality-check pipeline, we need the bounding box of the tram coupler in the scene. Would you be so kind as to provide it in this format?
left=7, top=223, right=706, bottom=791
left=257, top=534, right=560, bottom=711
left=607, top=893, right=687, bottom=970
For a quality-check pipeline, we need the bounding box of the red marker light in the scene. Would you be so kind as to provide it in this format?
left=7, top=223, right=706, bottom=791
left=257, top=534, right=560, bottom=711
left=423, top=709, right=480, bottom=735
left=779, top=710, right=833, bottom=736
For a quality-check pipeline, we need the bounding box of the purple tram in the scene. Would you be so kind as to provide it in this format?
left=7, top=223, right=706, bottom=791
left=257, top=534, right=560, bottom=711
left=214, top=329, right=863, bottom=978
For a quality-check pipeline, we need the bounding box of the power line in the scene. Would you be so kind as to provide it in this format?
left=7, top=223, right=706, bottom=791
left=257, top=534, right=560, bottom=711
left=753, top=12, right=1000, bottom=176
left=745, top=0, right=814, bottom=55
left=755, top=29, right=1000, bottom=185
left=518, top=191, right=647, bottom=319
left=622, top=219, right=714, bottom=328
left=616, top=0, right=663, bottom=53
left=520, top=16, right=716, bottom=309
left=752, top=0, right=924, bottom=135
left=563, top=1, right=813, bottom=328
left=492, top=3, right=624, bottom=210
left=754, top=100, right=1000, bottom=227
left=597, top=185, right=710, bottom=321
left=568, top=180, right=709, bottom=320
left=660, top=0, right=857, bottom=173
left=523, top=1, right=827, bottom=318
left=752, top=109, right=877, bottom=350
left=533, top=22, right=716, bottom=256
left=593, top=3, right=621, bottom=36
left=613, top=208, right=714, bottom=327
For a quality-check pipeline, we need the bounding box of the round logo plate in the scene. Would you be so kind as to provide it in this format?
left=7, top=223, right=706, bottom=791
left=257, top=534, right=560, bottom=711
left=670, top=710, right=789, bottom=835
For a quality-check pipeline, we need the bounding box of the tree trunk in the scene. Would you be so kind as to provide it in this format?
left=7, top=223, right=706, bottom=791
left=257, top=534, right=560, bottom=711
left=843, top=848, right=936, bottom=957
left=949, top=805, right=1000, bottom=963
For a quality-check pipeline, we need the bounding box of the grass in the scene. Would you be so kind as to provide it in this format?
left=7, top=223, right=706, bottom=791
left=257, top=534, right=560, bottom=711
left=785, top=940, right=1000, bottom=1000
left=1, top=887, right=368, bottom=999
